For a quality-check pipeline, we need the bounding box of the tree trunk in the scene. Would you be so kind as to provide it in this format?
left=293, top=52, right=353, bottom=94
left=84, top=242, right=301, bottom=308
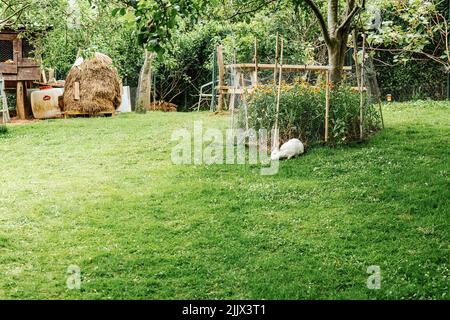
left=216, top=45, right=226, bottom=113
left=136, top=50, right=154, bottom=113
left=304, top=0, right=365, bottom=86
left=327, top=37, right=347, bottom=84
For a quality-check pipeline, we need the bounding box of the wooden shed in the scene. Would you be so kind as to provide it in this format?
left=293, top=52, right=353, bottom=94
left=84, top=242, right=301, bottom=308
left=0, top=28, right=41, bottom=119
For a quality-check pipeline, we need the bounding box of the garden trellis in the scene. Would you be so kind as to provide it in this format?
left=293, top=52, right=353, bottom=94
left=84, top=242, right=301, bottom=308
left=212, top=34, right=353, bottom=144
left=196, top=30, right=386, bottom=146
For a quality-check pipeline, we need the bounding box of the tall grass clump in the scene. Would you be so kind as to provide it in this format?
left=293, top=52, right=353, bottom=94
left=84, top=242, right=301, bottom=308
left=242, top=82, right=381, bottom=146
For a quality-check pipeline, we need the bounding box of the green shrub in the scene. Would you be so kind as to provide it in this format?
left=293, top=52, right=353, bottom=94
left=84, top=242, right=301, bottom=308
left=0, top=124, right=8, bottom=135
left=242, top=83, right=381, bottom=146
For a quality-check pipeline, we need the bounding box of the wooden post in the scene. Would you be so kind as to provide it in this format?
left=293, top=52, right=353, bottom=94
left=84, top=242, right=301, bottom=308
left=211, top=47, right=217, bottom=111
left=229, top=50, right=238, bottom=112
left=153, top=72, right=157, bottom=106
left=74, top=82, right=80, bottom=101
left=229, top=50, right=238, bottom=134
left=148, top=57, right=153, bottom=109
left=41, top=69, right=47, bottom=84
left=378, top=99, right=385, bottom=129
left=48, top=68, right=55, bottom=83
left=360, top=34, right=366, bottom=141
left=352, top=30, right=361, bottom=89
left=216, top=45, right=225, bottom=113
left=16, top=81, right=26, bottom=120
left=274, top=39, right=284, bottom=150
left=274, top=32, right=279, bottom=84
left=241, top=73, right=249, bottom=132
left=325, top=71, right=330, bottom=143
left=253, top=38, right=258, bottom=87
left=23, top=82, right=33, bottom=118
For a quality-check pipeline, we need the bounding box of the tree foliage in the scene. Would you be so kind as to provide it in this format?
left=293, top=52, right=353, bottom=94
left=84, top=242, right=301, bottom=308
left=0, top=0, right=33, bottom=29
left=17, top=0, right=145, bottom=86
left=114, top=0, right=207, bottom=54
left=150, top=6, right=325, bottom=109
left=0, top=0, right=69, bottom=29
left=366, top=0, right=449, bottom=72
left=3, top=0, right=447, bottom=109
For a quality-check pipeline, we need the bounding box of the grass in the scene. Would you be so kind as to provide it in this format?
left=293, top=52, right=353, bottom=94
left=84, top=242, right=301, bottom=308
left=0, top=101, right=448, bottom=300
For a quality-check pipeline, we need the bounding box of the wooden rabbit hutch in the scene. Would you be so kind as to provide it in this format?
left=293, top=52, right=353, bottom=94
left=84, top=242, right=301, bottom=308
left=0, top=28, right=41, bottom=119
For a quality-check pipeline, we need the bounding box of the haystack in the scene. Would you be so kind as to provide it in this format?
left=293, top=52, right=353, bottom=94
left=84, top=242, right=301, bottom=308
left=63, top=53, right=122, bottom=114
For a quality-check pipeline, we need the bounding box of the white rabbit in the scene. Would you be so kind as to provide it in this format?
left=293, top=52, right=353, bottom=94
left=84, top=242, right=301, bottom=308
left=271, top=139, right=304, bottom=161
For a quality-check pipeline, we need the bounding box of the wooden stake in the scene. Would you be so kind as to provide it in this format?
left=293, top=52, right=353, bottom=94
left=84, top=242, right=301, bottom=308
left=274, top=32, right=279, bottom=84
left=360, top=34, right=366, bottom=141
left=41, top=69, right=47, bottom=84
left=274, top=39, right=284, bottom=150
left=253, top=38, right=258, bottom=87
left=211, top=47, right=217, bottom=111
left=229, top=49, right=238, bottom=112
left=216, top=45, right=225, bottom=113
left=148, top=61, right=153, bottom=109
left=241, top=73, right=249, bottom=132
left=352, top=30, right=361, bottom=89
left=153, top=72, right=157, bottom=105
left=229, top=50, right=238, bottom=135
left=378, top=99, right=385, bottom=129
left=325, top=71, right=330, bottom=143
left=48, top=68, right=55, bottom=83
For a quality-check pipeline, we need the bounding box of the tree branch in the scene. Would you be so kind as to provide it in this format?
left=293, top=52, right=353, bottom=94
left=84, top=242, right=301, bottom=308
left=304, top=0, right=331, bottom=45
left=226, top=0, right=278, bottom=20
left=0, top=3, right=32, bottom=27
left=336, top=0, right=365, bottom=35
left=371, top=47, right=449, bottom=69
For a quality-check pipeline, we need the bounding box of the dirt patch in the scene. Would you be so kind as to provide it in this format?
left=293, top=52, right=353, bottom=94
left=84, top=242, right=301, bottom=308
left=147, top=101, right=177, bottom=112
left=9, top=118, right=40, bottom=126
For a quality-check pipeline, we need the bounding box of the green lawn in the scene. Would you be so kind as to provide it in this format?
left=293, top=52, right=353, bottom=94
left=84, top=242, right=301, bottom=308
left=0, top=101, right=449, bottom=300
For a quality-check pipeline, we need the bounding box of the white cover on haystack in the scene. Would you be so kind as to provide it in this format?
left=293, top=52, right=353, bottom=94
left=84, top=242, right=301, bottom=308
left=73, top=57, right=84, bottom=69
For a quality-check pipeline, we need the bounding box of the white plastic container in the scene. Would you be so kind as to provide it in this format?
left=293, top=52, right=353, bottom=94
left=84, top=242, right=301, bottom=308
left=118, top=86, right=132, bottom=113
left=31, top=88, right=64, bottom=119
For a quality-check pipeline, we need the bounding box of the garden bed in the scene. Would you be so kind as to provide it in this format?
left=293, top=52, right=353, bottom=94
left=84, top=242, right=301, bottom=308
left=241, top=83, right=382, bottom=146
